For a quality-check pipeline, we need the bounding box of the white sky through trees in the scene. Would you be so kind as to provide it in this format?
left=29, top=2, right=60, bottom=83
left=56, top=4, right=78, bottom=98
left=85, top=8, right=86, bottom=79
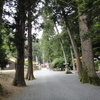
left=3, top=1, right=62, bottom=39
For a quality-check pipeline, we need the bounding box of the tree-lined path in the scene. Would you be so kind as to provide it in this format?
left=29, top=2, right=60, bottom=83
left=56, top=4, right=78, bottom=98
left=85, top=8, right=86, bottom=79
left=8, top=69, right=100, bottom=100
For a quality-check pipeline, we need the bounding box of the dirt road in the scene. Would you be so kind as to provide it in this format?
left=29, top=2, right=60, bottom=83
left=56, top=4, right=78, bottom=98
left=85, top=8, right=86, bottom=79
left=8, top=69, right=100, bottom=100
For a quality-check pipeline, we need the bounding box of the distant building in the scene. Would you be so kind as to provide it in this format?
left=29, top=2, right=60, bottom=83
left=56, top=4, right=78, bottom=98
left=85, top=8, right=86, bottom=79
left=5, top=57, right=17, bottom=70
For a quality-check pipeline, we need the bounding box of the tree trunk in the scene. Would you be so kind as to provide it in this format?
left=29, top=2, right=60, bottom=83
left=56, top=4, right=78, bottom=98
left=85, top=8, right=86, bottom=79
left=0, top=0, right=4, bottom=91
left=63, top=10, right=82, bottom=77
left=13, top=21, right=26, bottom=86
left=0, top=0, right=4, bottom=24
left=26, top=11, right=35, bottom=80
left=60, top=38, right=72, bottom=73
left=13, top=0, right=26, bottom=86
left=79, top=14, right=100, bottom=85
left=70, top=46, right=76, bottom=71
left=54, top=24, right=72, bottom=74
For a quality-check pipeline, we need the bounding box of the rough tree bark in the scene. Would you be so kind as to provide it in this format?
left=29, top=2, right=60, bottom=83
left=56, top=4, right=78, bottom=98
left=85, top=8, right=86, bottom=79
left=79, top=14, right=100, bottom=85
left=0, top=0, right=4, bottom=93
left=13, top=0, right=26, bottom=86
left=13, top=21, right=26, bottom=86
left=26, top=10, right=35, bottom=80
left=63, top=10, right=82, bottom=77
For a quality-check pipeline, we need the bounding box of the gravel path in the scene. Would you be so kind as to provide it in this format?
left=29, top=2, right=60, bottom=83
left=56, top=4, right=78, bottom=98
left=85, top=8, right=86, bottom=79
left=8, top=69, right=100, bottom=100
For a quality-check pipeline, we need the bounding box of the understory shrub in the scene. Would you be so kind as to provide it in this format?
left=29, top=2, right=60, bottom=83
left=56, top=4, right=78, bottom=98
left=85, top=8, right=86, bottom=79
left=94, top=60, right=100, bottom=71
left=24, top=61, right=28, bottom=66
left=51, top=57, right=65, bottom=69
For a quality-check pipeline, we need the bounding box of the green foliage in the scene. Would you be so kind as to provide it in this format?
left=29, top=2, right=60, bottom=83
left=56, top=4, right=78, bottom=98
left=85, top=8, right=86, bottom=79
left=94, top=60, right=100, bottom=71
left=77, top=0, right=100, bottom=37
left=51, top=57, right=64, bottom=68
left=40, top=15, right=56, bottom=62
left=0, top=25, right=9, bottom=69
left=24, top=60, right=36, bottom=67
left=32, top=41, right=42, bottom=63
left=24, top=61, right=28, bottom=67
left=92, top=36, right=100, bottom=56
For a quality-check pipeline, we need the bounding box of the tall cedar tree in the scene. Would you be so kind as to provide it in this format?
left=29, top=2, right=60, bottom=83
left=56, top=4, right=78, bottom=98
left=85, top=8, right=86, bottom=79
left=62, top=9, right=82, bottom=77
left=26, top=10, right=35, bottom=80
left=13, top=0, right=26, bottom=86
left=25, top=0, right=38, bottom=80
left=78, top=0, right=100, bottom=85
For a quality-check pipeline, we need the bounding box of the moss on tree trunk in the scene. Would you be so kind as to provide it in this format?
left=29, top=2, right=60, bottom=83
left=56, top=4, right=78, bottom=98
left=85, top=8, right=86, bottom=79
left=88, top=76, right=100, bottom=86
left=81, top=68, right=89, bottom=83
left=81, top=68, right=100, bottom=86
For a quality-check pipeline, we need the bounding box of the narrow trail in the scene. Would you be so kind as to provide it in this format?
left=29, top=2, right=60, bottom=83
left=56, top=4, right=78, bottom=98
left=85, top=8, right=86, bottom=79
left=8, top=69, right=100, bottom=100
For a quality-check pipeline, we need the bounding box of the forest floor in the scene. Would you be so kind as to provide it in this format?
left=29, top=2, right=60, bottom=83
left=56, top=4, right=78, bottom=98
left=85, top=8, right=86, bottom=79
left=0, top=70, right=23, bottom=100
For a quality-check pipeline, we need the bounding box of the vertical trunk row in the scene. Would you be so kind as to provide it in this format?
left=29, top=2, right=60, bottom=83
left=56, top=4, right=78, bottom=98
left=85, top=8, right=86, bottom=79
left=54, top=24, right=67, bottom=63
left=63, top=10, right=82, bottom=77
left=59, top=38, right=72, bottom=73
left=26, top=11, right=35, bottom=80
left=55, top=24, right=72, bottom=73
